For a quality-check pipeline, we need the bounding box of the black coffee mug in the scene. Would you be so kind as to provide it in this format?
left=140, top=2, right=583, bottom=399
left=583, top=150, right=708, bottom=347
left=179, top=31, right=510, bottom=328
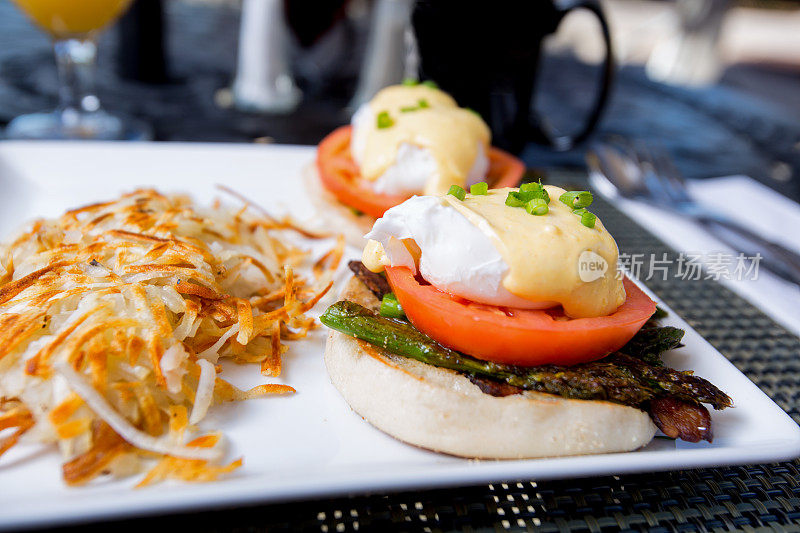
left=412, top=0, right=613, bottom=153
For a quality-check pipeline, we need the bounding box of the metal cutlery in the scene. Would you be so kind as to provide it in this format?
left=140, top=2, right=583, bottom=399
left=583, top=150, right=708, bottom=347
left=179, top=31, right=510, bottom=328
left=587, top=140, right=800, bottom=286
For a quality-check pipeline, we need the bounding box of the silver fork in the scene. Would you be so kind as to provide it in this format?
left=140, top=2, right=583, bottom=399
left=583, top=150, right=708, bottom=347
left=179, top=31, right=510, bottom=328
left=588, top=140, right=800, bottom=286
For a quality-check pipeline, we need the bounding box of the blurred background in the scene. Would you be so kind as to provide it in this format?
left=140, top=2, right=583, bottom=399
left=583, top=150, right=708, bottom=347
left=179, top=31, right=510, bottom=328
left=0, top=0, right=799, bottom=200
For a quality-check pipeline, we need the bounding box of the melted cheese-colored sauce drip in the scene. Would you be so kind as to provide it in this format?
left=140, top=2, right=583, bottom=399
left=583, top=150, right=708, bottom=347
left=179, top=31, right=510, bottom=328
left=359, top=85, right=490, bottom=195
left=363, top=239, right=390, bottom=270
left=363, top=186, right=625, bottom=318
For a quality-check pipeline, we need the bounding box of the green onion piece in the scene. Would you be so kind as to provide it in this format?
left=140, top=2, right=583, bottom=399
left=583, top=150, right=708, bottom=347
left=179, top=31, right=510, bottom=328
left=570, top=207, right=596, bottom=227
left=402, top=78, right=419, bottom=86
left=519, top=181, right=549, bottom=204
left=580, top=210, right=597, bottom=228
left=509, top=185, right=551, bottom=207
left=448, top=184, right=466, bottom=201
left=470, top=182, right=488, bottom=195
left=380, top=293, right=405, bottom=319
left=525, top=198, right=549, bottom=216
left=400, top=99, right=429, bottom=113
left=376, top=111, right=394, bottom=129
left=515, top=191, right=535, bottom=203
left=422, top=80, right=438, bottom=89
left=505, top=191, right=527, bottom=208
left=559, top=190, right=593, bottom=209
left=464, top=107, right=480, bottom=117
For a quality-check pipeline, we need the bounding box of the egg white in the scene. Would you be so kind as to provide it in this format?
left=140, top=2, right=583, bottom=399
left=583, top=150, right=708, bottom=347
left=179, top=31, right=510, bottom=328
left=364, top=195, right=556, bottom=309
left=350, top=103, right=488, bottom=196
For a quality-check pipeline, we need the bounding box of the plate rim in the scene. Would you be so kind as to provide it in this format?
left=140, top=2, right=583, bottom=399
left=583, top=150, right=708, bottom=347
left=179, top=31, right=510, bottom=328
left=0, top=141, right=798, bottom=531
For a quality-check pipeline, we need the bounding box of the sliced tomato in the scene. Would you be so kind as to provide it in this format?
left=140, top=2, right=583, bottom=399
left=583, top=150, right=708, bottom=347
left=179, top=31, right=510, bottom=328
left=485, top=145, right=525, bottom=189
left=316, top=125, right=525, bottom=218
left=316, top=126, right=408, bottom=218
left=384, top=266, right=656, bottom=367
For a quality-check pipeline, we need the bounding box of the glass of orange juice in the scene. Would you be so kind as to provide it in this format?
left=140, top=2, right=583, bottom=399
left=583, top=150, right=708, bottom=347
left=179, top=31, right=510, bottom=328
left=6, top=0, right=151, bottom=140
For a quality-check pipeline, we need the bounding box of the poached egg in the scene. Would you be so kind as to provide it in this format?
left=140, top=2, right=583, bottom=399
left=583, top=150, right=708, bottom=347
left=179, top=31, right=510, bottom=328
left=362, top=185, right=626, bottom=318
left=350, top=84, right=490, bottom=197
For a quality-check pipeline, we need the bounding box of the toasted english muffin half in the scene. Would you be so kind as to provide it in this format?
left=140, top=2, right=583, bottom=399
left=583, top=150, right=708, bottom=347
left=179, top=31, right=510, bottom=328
left=324, top=276, right=657, bottom=459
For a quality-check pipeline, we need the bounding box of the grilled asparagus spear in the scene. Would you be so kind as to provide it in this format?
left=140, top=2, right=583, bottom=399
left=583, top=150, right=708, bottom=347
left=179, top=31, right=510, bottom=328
left=320, top=300, right=731, bottom=410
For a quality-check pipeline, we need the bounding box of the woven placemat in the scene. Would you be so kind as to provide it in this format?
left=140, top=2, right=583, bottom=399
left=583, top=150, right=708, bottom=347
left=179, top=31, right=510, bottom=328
left=48, top=172, right=800, bottom=533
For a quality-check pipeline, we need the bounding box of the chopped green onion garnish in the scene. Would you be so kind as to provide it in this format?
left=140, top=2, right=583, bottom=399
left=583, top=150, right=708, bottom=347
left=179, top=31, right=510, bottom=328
left=519, top=181, right=549, bottom=203
left=580, top=210, right=596, bottom=228
left=448, top=184, right=466, bottom=201
left=512, top=191, right=532, bottom=203
left=380, top=293, right=405, bottom=319
left=508, top=183, right=551, bottom=209
left=464, top=107, right=480, bottom=117
left=422, top=80, right=438, bottom=89
left=402, top=78, right=418, bottom=86
left=505, top=191, right=527, bottom=208
left=559, top=190, right=593, bottom=209
left=569, top=207, right=596, bottom=227
left=376, top=111, right=394, bottom=129
left=400, top=99, right=430, bottom=113
left=509, top=185, right=548, bottom=205
left=470, top=182, right=488, bottom=195
left=525, top=198, right=548, bottom=216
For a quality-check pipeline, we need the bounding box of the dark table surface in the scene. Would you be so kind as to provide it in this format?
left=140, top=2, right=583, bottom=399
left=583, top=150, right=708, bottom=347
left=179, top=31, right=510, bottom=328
left=2, top=2, right=800, bottom=532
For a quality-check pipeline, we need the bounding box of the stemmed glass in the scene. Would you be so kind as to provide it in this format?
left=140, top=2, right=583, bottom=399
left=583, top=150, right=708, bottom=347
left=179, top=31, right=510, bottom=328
left=6, top=0, right=150, bottom=140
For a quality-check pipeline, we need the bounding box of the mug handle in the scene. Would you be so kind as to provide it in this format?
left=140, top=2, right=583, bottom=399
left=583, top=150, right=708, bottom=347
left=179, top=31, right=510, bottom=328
left=533, top=0, right=614, bottom=151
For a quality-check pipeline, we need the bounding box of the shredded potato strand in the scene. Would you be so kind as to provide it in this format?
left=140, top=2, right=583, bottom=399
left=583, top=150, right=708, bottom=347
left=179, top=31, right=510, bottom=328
left=0, top=402, right=35, bottom=457
left=0, top=189, right=338, bottom=486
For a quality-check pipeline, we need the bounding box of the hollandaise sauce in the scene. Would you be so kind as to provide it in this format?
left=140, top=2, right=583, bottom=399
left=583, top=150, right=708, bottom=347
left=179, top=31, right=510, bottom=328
left=356, top=85, right=491, bottom=195
left=442, top=186, right=625, bottom=318
left=363, top=185, right=625, bottom=319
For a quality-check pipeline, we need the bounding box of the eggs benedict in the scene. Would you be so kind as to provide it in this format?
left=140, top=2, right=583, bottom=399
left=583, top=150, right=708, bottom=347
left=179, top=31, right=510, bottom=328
left=307, top=81, right=524, bottom=244
left=319, top=184, right=731, bottom=459
left=363, top=185, right=624, bottom=318
left=350, top=83, right=490, bottom=196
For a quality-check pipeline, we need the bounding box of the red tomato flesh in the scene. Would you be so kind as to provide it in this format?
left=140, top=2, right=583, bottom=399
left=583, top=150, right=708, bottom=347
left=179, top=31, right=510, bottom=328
left=384, top=266, right=656, bottom=367
left=316, top=125, right=525, bottom=219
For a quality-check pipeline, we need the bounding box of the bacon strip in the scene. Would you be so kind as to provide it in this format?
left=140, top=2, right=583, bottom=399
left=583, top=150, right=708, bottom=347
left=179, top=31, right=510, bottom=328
left=348, top=261, right=391, bottom=299
left=649, top=396, right=713, bottom=443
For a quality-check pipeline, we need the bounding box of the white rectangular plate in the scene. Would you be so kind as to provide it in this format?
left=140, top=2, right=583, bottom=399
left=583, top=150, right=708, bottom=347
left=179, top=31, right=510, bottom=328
left=1, top=141, right=798, bottom=531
